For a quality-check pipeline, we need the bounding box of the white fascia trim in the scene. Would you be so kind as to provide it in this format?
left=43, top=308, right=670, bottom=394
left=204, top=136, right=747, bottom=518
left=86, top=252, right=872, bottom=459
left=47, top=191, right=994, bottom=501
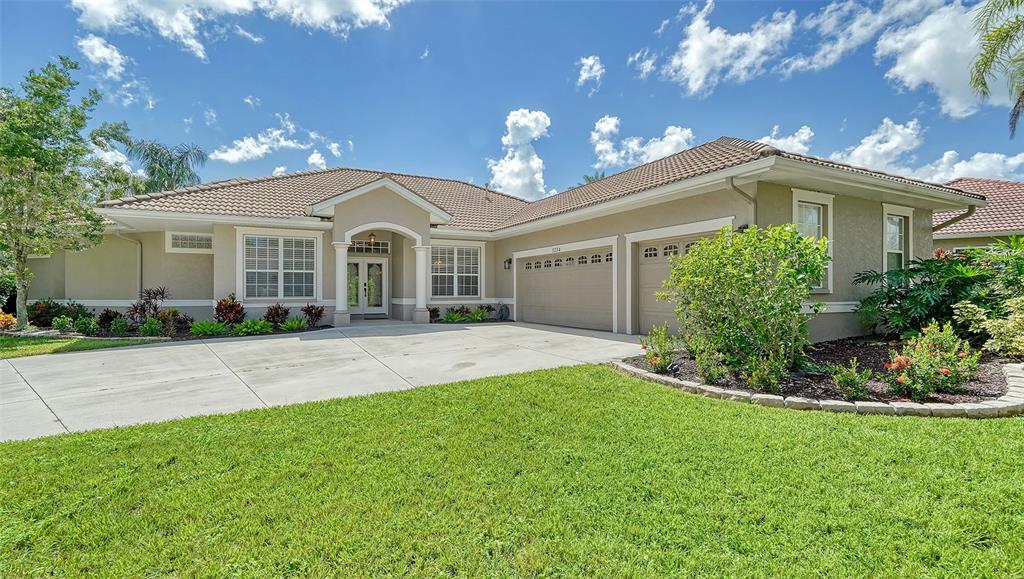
left=97, top=208, right=332, bottom=229
left=306, top=177, right=454, bottom=224
left=882, top=203, right=915, bottom=272
left=801, top=301, right=859, bottom=314
left=934, top=229, right=1024, bottom=239
left=624, top=216, right=736, bottom=243
left=234, top=226, right=325, bottom=303
left=794, top=189, right=835, bottom=294
left=165, top=231, right=214, bottom=254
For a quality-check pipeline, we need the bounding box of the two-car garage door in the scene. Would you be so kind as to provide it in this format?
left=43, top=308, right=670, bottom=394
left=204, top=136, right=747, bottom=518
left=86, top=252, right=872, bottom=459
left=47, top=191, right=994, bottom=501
left=517, top=247, right=613, bottom=331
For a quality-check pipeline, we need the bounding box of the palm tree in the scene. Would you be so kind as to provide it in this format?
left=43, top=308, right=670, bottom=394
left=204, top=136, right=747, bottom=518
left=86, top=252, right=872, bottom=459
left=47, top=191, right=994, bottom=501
left=971, top=0, right=1024, bottom=136
left=576, top=171, right=606, bottom=187
left=126, top=140, right=207, bottom=193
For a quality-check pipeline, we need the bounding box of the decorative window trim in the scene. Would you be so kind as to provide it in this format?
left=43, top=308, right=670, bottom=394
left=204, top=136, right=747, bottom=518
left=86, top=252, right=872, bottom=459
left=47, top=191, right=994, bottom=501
left=792, top=189, right=834, bottom=293
left=165, top=231, right=214, bottom=254
left=882, top=203, right=915, bottom=272
left=234, top=227, right=323, bottom=302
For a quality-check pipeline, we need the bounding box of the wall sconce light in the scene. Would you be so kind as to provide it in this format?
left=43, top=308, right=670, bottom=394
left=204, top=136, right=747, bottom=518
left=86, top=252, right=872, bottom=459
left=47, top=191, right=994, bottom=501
left=503, top=258, right=512, bottom=270
left=367, top=232, right=376, bottom=244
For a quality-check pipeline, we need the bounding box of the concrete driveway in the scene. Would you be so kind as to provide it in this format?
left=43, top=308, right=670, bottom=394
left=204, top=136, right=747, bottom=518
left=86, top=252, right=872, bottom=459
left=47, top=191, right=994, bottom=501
left=1, top=322, right=638, bottom=442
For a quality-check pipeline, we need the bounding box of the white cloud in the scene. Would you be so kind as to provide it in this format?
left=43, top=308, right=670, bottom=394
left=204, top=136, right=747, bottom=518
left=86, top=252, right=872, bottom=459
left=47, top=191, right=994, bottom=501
left=347, top=139, right=354, bottom=152
left=272, top=165, right=287, bottom=176
left=781, top=0, right=944, bottom=74
left=307, top=149, right=327, bottom=170
left=115, top=79, right=156, bottom=109
left=70, top=0, right=408, bottom=60
left=420, top=46, right=430, bottom=60
left=487, top=108, right=552, bottom=200
left=590, top=115, right=695, bottom=169
left=913, top=151, right=1024, bottom=183
left=628, top=47, right=657, bottom=80
left=75, top=34, right=126, bottom=80
left=875, top=2, right=1011, bottom=119
left=758, top=125, right=814, bottom=155
left=243, top=95, right=261, bottom=109
left=203, top=108, right=218, bottom=127
left=661, top=0, right=796, bottom=96
left=90, top=143, right=133, bottom=172
left=233, top=24, right=263, bottom=43
left=183, top=116, right=193, bottom=133
left=655, top=18, right=671, bottom=36
left=210, top=113, right=310, bottom=163
left=576, top=55, right=605, bottom=95
left=327, top=142, right=342, bottom=157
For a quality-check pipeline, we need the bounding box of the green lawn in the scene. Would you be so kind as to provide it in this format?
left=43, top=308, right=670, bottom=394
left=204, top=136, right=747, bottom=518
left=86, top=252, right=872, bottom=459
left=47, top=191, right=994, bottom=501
left=0, top=335, right=157, bottom=359
left=3, top=365, right=1023, bottom=576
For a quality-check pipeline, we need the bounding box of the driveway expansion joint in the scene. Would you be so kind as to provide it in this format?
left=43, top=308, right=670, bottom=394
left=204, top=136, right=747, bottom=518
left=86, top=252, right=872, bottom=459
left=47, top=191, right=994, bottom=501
left=200, top=340, right=270, bottom=408
left=5, top=359, right=69, bottom=434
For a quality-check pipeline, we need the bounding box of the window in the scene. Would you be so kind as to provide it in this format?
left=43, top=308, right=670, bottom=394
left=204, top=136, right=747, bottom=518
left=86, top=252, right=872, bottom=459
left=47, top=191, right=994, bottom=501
left=793, top=189, right=834, bottom=292
left=643, top=247, right=658, bottom=258
left=663, top=244, right=679, bottom=256
left=578, top=255, right=588, bottom=265
left=533, top=261, right=541, bottom=269
left=605, top=252, right=613, bottom=262
left=431, top=246, right=480, bottom=297
left=167, top=232, right=213, bottom=254
left=525, top=261, right=533, bottom=270
left=243, top=234, right=315, bottom=299
left=350, top=240, right=390, bottom=254
left=554, top=258, right=562, bottom=267
left=565, top=257, right=575, bottom=266
left=591, top=254, right=602, bottom=263
left=796, top=202, right=824, bottom=240
left=543, top=259, right=552, bottom=268
left=883, top=204, right=914, bottom=272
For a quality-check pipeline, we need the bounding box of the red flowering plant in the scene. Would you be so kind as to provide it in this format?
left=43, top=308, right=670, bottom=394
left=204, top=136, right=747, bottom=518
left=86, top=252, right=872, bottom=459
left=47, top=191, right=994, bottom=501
left=639, top=323, right=679, bottom=374
left=884, top=321, right=980, bottom=401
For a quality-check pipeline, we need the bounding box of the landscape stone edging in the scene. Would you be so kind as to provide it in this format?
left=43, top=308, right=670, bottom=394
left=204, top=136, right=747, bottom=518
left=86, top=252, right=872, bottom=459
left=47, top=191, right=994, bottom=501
left=611, top=361, right=1024, bottom=419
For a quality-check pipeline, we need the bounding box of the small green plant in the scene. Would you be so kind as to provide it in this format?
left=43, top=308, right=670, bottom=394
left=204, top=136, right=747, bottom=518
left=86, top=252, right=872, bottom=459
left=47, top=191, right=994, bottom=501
left=281, top=316, right=307, bottom=332
left=466, top=307, right=488, bottom=322
left=190, top=319, right=229, bottom=337
left=884, top=321, right=980, bottom=401
left=109, top=316, right=130, bottom=337
left=830, top=358, right=872, bottom=401
left=955, top=296, right=1024, bottom=358
left=52, top=315, right=74, bottom=334
left=233, top=319, right=274, bottom=336
left=263, top=303, right=290, bottom=326
left=74, top=317, right=99, bottom=336
left=441, top=309, right=467, bottom=323
left=639, top=323, right=678, bottom=374
left=688, top=335, right=728, bottom=385
left=139, top=317, right=164, bottom=337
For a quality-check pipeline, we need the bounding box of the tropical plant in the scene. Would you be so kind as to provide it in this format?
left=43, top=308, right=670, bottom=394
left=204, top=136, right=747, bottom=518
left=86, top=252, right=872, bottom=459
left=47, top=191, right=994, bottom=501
left=0, top=312, right=16, bottom=331
left=155, top=307, right=192, bottom=336
left=639, top=323, right=678, bottom=374
left=125, top=286, right=169, bottom=325
left=956, top=296, right=1024, bottom=357
left=74, top=316, right=99, bottom=336
left=830, top=358, right=872, bottom=401
left=97, top=308, right=122, bottom=330
left=281, top=316, right=307, bottom=332
left=971, top=0, right=1024, bottom=136
left=301, top=303, right=325, bottom=328
left=190, top=319, right=229, bottom=337
left=215, top=293, right=246, bottom=324
left=28, top=299, right=90, bottom=327
left=263, top=303, right=290, bottom=326
left=0, top=57, right=113, bottom=328
left=233, top=319, right=274, bottom=336
left=109, top=316, right=130, bottom=337
left=575, top=171, right=606, bottom=187
left=52, top=315, right=74, bottom=334
left=659, top=225, right=830, bottom=391
left=441, top=309, right=467, bottom=323
left=884, top=322, right=981, bottom=401
left=466, top=307, right=489, bottom=322
left=138, top=317, right=163, bottom=337
left=125, top=139, right=207, bottom=193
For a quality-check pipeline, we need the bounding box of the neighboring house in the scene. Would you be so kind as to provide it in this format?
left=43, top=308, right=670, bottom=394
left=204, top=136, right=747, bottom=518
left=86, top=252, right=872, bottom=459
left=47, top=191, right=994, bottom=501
left=29, top=137, right=985, bottom=342
left=934, top=178, right=1024, bottom=252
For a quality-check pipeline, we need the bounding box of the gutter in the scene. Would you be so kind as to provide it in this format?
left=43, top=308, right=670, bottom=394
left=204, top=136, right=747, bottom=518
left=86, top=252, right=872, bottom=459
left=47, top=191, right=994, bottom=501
left=726, top=176, right=756, bottom=205
left=114, top=230, right=143, bottom=296
left=932, top=206, right=977, bottom=233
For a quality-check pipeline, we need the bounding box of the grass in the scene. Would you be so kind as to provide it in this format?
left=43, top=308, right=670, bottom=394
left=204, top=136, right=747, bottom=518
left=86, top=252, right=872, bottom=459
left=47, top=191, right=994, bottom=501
left=0, top=335, right=157, bottom=359
left=2, top=365, right=1024, bottom=576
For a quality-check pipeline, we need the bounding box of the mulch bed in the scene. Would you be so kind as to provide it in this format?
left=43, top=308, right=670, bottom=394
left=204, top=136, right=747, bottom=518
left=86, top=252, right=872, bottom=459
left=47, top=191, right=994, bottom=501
left=625, top=337, right=1011, bottom=404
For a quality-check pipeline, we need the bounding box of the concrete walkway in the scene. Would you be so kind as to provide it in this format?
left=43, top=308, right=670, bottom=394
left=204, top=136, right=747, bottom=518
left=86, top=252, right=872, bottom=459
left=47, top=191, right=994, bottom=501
left=1, top=322, right=638, bottom=442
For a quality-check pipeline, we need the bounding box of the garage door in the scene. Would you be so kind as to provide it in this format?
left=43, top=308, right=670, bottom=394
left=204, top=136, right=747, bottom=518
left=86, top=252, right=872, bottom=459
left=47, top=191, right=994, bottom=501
left=638, top=235, right=703, bottom=334
left=517, top=247, right=613, bottom=331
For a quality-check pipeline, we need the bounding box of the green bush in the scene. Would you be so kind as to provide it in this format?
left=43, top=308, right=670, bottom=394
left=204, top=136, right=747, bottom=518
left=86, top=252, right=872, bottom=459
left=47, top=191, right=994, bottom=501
left=0, top=272, right=15, bottom=306
left=280, top=316, right=307, bottom=332
left=97, top=308, right=122, bottom=330
left=29, top=299, right=91, bottom=327
left=74, top=317, right=99, bottom=336
left=884, top=322, right=980, bottom=401
left=658, top=225, right=829, bottom=391
left=830, top=358, right=872, bottom=401
left=52, top=315, right=74, bottom=334
left=263, top=303, right=290, bottom=326
left=233, top=319, right=274, bottom=336
left=466, top=307, right=488, bottom=322
left=688, top=335, right=728, bottom=385
left=139, top=317, right=164, bottom=337
left=109, top=316, right=130, bottom=337
left=639, top=323, right=678, bottom=374
left=441, top=309, right=467, bottom=323
left=955, top=296, right=1024, bottom=358
left=190, top=319, right=229, bottom=337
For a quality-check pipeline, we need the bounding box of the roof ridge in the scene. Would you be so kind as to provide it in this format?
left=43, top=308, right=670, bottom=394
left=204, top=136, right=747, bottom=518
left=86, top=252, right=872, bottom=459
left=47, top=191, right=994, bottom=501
left=946, top=176, right=1023, bottom=186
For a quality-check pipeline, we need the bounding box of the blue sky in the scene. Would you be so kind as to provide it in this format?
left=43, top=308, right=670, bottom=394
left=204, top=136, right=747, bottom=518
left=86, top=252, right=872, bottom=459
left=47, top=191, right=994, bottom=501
left=2, top=0, right=1021, bottom=200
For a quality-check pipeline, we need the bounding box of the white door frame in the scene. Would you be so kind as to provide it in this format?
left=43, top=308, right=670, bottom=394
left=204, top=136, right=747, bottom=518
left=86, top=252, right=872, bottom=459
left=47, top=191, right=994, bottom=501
left=347, top=256, right=389, bottom=316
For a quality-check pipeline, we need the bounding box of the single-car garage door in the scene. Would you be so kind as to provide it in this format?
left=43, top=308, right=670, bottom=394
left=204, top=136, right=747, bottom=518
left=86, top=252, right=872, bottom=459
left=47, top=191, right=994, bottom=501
left=638, top=235, right=704, bottom=334
left=517, top=247, right=613, bottom=331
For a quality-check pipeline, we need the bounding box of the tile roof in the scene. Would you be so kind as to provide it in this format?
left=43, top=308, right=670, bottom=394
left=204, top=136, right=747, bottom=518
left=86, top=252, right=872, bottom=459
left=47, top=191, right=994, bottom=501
left=934, top=178, right=1024, bottom=236
left=99, top=136, right=980, bottom=233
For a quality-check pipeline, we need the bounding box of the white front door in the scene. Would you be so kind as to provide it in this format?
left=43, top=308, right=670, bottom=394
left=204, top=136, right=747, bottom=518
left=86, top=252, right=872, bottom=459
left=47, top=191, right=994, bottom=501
left=347, top=258, right=388, bottom=316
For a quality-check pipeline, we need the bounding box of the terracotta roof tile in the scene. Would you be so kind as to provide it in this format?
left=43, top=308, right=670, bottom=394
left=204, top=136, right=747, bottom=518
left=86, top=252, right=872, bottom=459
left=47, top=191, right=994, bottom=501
left=934, top=178, right=1024, bottom=236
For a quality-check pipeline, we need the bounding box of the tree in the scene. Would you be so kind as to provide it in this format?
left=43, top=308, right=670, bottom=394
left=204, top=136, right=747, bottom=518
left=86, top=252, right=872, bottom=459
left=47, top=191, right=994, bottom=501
left=126, top=139, right=207, bottom=193
left=575, top=171, right=605, bottom=187
left=971, top=0, right=1024, bottom=136
left=0, top=57, right=110, bottom=328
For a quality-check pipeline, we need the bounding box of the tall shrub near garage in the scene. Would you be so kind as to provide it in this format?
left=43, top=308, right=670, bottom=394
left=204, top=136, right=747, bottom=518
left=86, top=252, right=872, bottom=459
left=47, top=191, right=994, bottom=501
left=658, top=225, right=829, bottom=392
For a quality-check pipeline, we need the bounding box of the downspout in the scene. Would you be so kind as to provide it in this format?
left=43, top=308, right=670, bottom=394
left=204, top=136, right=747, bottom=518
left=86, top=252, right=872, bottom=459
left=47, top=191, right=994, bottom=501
left=726, top=177, right=756, bottom=225
left=932, top=206, right=977, bottom=233
left=115, top=230, right=143, bottom=297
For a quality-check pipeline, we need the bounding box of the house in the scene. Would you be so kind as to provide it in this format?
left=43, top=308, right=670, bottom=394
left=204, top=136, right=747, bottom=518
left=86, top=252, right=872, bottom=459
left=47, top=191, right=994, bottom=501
left=28, top=137, right=985, bottom=342
left=933, top=178, right=1024, bottom=251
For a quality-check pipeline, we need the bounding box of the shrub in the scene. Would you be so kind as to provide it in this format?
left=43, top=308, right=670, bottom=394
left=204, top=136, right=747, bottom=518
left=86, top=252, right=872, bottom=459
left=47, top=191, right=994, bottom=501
left=190, top=319, right=229, bottom=337
left=263, top=303, right=290, bottom=326
left=29, top=299, right=91, bottom=327
left=233, top=319, right=273, bottom=336
left=441, top=309, right=467, bottom=323
left=215, top=293, right=246, bottom=324
left=301, top=303, right=325, bottom=328
left=659, top=225, right=829, bottom=391
left=109, top=316, right=130, bottom=337
left=427, top=306, right=440, bottom=322
left=126, top=287, right=169, bottom=325
left=0, top=312, right=16, bottom=331
left=466, top=307, right=488, bottom=322
left=281, top=316, right=307, bottom=332
left=688, top=335, right=728, bottom=385
left=155, top=308, right=192, bottom=336
left=97, top=308, right=122, bottom=330
left=74, top=317, right=99, bottom=336
left=884, top=322, right=980, bottom=401
left=955, top=296, right=1024, bottom=358
left=830, top=358, right=872, bottom=401
left=139, top=317, right=164, bottom=337
left=52, top=315, right=74, bottom=334
left=639, top=323, right=678, bottom=374
left=0, top=273, right=15, bottom=306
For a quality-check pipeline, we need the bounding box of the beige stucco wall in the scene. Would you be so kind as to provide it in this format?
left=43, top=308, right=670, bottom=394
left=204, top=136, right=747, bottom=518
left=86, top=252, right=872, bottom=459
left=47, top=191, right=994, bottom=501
left=26, top=252, right=66, bottom=300
left=331, top=187, right=432, bottom=246
left=934, top=235, right=1011, bottom=252
left=64, top=234, right=139, bottom=300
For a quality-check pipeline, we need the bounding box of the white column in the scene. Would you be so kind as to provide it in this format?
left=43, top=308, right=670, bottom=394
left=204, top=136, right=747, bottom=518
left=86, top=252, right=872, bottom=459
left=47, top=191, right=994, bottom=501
left=332, top=241, right=351, bottom=325
left=413, top=244, right=430, bottom=323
